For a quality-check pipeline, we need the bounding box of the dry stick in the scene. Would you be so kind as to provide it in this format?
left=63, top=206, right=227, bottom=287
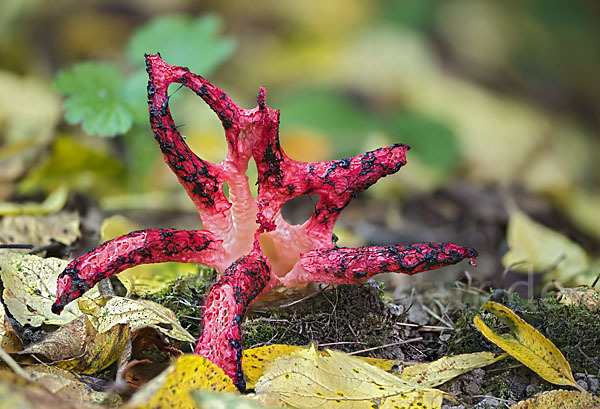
left=347, top=338, right=423, bottom=355
left=0, top=345, right=33, bottom=381
left=396, top=322, right=454, bottom=331
left=421, top=304, right=454, bottom=329
left=318, top=341, right=367, bottom=347
left=0, top=244, right=34, bottom=250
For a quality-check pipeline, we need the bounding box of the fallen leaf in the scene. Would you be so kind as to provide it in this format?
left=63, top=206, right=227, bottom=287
left=0, top=185, right=68, bottom=216
left=474, top=301, right=584, bottom=391
left=242, top=344, right=396, bottom=390
left=255, top=345, right=448, bottom=408
left=510, top=389, right=600, bottom=409
left=502, top=207, right=589, bottom=285
left=0, top=370, right=80, bottom=409
left=126, top=354, right=237, bottom=409
left=0, top=210, right=80, bottom=254
left=79, top=296, right=194, bottom=342
left=19, top=314, right=87, bottom=360
left=0, top=302, right=22, bottom=353
left=24, top=365, right=116, bottom=406
left=20, top=315, right=130, bottom=375
left=556, top=285, right=600, bottom=311
left=190, top=390, right=269, bottom=409
left=0, top=71, right=61, bottom=144
left=0, top=252, right=84, bottom=326
left=18, top=136, right=126, bottom=197
left=399, top=352, right=508, bottom=388
left=118, top=327, right=181, bottom=392
left=99, top=214, right=201, bottom=295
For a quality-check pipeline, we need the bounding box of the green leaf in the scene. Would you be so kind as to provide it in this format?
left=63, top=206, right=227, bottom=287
left=55, top=62, right=136, bottom=137
left=385, top=111, right=460, bottom=172
left=276, top=89, right=378, bottom=157
left=126, top=14, right=235, bottom=75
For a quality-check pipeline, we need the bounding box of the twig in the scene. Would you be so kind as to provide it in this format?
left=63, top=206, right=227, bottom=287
left=347, top=338, right=423, bottom=355
left=422, top=304, right=454, bottom=329
left=0, top=345, right=34, bottom=381
left=472, top=395, right=514, bottom=406
left=0, top=244, right=34, bottom=250
left=318, top=341, right=366, bottom=347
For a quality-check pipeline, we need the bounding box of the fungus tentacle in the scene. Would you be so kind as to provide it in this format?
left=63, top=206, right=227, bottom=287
left=195, top=244, right=271, bottom=390
left=284, top=242, right=478, bottom=287
left=52, top=229, right=225, bottom=313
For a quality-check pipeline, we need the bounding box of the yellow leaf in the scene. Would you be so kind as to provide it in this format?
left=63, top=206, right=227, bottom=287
left=0, top=185, right=68, bottom=216
left=79, top=296, right=194, bottom=342
left=190, top=390, right=270, bottom=409
left=510, top=389, right=600, bottom=409
left=242, top=344, right=396, bottom=390
left=0, top=252, right=89, bottom=326
left=400, top=352, right=508, bottom=388
left=474, top=301, right=583, bottom=391
left=127, top=355, right=237, bottom=409
left=100, top=215, right=200, bottom=295
left=243, top=345, right=303, bottom=390
left=255, top=345, right=447, bottom=408
left=502, top=207, right=589, bottom=284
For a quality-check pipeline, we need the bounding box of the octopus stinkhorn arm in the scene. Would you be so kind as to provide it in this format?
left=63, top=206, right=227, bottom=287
left=52, top=54, right=477, bottom=389
left=195, top=243, right=271, bottom=391
left=52, top=229, right=225, bottom=314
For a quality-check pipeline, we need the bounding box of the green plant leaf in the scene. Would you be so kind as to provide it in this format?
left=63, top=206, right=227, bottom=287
left=385, top=111, right=461, bottom=172
left=126, top=14, right=235, bottom=75
left=55, top=62, right=136, bottom=137
left=276, top=89, right=378, bottom=157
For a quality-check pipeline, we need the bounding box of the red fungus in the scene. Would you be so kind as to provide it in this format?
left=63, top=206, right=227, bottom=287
left=52, top=54, right=477, bottom=390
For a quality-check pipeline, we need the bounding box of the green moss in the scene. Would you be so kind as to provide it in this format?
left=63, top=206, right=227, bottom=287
left=242, top=283, right=402, bottom=354
left=142, top=264, right=217, bottom=338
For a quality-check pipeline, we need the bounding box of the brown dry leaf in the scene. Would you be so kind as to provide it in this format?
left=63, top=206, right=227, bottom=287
left=242, top=344, right=396, bottom=390
left=474, top=302, right=583, bottom=392
left=0, top=252, right=85, bottom=326
left=557, top=285, right=600, bottom=311
left=20, top=315, right=130, bottom=375
left=24, top=365, right=116, bottom=406
left=510, top=389, right=600, bottom=409
left=0, top=370, right=81, bottom=409
left=19, top=314, right=87, bottom=361
left=118, top=327, right=180, bottom=392
left=0, top=209, right=79, bottom=252
left=255, top=345, right=448, bottom=408
left=0, top=302, right=22, bottom=353
left=79, top=296, right=194, bottom=342
left=400, top=352, right=508, bottom=388
left=126, top=354, right=237, bottom=409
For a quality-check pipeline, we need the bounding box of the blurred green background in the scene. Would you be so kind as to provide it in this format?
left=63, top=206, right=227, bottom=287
left=1, top=0, right=600, bottom=276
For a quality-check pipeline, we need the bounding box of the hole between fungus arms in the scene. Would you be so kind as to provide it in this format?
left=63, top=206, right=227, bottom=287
left=281, top=194, right=320, bottom=226
left=166, top=83, right=228, bottom=164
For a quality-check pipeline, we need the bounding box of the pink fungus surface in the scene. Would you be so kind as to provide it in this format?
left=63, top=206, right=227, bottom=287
left=52, top=54, right=477, bottom=390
